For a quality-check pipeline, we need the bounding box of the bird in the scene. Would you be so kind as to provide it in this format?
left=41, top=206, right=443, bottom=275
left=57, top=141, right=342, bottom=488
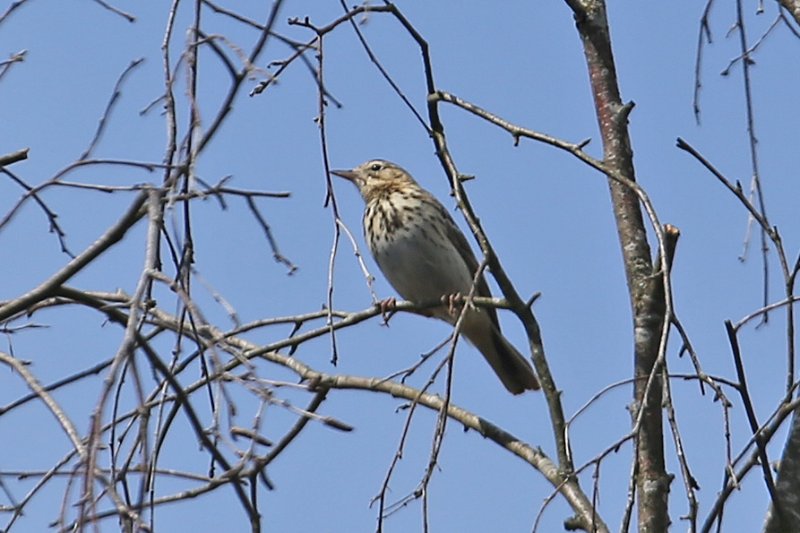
left=332, top=159, right=540, bottom=394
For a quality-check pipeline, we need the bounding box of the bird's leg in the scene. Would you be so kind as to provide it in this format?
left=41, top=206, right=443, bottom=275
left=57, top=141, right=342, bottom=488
left=442, top=293, right=464, bottom=317
left=378, top=297, right=397, bottom=325
left=441, top=292, right=479, bottom=317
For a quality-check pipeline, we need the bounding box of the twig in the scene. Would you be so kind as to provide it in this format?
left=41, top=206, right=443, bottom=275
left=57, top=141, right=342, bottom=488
left=0, top=0, right=31, bottom=27
left=80, top=58, right=145, bottom=160
left=88, top=0, right=135, bottom=22
left=245, top=196, right=297, bottom=273
left=724, top=320, right=782, bottom=521
left=693, top=0, right=716, bottom=123
left=0, top=192, right=147, bottom=322
left=0, top=148, right=28, bottom=167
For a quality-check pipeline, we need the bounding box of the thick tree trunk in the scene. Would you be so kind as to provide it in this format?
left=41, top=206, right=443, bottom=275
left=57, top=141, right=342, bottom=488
left=567, top=1, right=671, bottom=531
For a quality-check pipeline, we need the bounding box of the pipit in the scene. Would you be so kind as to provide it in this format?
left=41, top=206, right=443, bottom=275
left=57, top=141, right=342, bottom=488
left=333, top=159, right=540, bottom=394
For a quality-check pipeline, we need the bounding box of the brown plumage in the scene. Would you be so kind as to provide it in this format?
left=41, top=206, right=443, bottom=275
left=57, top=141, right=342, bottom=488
left=333, top=159, right=539, bottom=394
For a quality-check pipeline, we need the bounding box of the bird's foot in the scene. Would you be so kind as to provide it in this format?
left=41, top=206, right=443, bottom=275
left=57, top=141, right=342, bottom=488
left=378, top=297, right=397, bottom=325
left=442, top=293, right=464, bottom=317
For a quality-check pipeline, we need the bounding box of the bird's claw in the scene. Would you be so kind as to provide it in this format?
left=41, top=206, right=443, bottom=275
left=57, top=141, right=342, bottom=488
left=379, top=297, right=397, bottom=324
left=442, top=293, right=464, bottom=317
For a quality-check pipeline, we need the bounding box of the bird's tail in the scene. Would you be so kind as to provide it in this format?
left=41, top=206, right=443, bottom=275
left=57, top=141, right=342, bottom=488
left=467, top=321, right=540, bottom=394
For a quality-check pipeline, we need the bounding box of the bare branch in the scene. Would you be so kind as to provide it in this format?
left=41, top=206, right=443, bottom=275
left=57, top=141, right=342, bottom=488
left=0, top=148, right=28, bottom=167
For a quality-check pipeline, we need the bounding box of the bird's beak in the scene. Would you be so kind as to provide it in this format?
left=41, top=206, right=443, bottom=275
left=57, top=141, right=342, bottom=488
left=332, top=169, right=366, bottom=190
left=331, top=169, right=359, bottom=182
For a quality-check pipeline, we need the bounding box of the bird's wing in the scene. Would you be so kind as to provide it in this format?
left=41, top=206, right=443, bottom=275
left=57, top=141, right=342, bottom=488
left=437, top=202, right=501, bottom=328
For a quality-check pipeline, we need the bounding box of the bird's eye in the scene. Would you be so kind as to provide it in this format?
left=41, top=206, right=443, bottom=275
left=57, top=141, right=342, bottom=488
left=370, top=163, right=382, bottom=171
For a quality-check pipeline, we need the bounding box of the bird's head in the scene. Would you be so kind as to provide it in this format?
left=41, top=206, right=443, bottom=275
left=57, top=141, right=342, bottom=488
left=332, top=159, right=416, bottom=201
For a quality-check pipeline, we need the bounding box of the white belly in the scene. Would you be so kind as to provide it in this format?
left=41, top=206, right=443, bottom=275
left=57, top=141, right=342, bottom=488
left=370, top=221, right=475, bottom=304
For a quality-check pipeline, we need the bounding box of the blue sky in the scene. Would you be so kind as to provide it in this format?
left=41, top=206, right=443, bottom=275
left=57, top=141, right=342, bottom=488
left=1, top=1, right=798, bottom=532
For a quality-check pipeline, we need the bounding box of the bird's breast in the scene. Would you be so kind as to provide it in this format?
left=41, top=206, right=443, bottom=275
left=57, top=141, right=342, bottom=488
left=364, top=196, right=475, bottom=304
